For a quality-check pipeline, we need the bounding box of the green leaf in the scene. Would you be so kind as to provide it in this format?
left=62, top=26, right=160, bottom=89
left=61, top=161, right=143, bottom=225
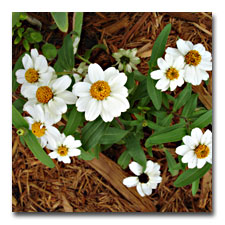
left=84, top=44, right=107, bottom=60
left=73, top=12, right=83, bottom=38
left=63, top=107, right=83, bottom=136
left=174, top=163, right=211, bottom=187
left=145, top=127, right=186, bottom=147
left=12, top=53, right=25, bottom=92
left=14, top=36, right=21, bottom=45
left=164, top=149, right=179, bottom=176
left=131, top=78, right=148, bottom=102
left=42, top=43, right=57, bottom=60
left=57, top=34, right=74, bottom=70
left=147, top=75, right=162, bottom=110
left=23, top=39, right=30, bottom=51
left=13, top=98, right=26, bottom=113
left=192, top=178, right=200, bottom=196
left=125, top=133, right=146, bottom=171
left=148, top=23, right=172, bottom=71
left=133, top=70, right=146, bottom=82
left=12, top=105, right=29, bottom=129
left=30, top=31, right=43, bottom=43
left=173, top=83, right=192, bottom=112
left=181, top=94, right=198, bottom=117
left=51, top=12, right=68, bottom=33
left=81, top=117, right=109, bottom=151
left=117, top=151, right=131, bottom=169
left=99, top=127, right=129, bottom=145
left=23, top=130, right=55, bottom=168
left=78, top=148, right=95, bottom=161
left=12, top=12, right=21, bottom=27
left=159, top=114, right=173, bottom=127
left=190, top=109, right=212, bottom=129
left=17, top=27, right=24, bottom=38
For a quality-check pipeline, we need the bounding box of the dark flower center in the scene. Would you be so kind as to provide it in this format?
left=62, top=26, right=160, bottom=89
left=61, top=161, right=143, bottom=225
left=138, top=173, right=149, bottom=183
left=120, top=56, right=130, bottom=64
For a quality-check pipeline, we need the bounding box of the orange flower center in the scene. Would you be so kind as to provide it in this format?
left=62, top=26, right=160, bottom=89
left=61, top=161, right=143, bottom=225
left=31, top=122, right=46, bottom=138
left=166, top=67, right=179, bottom=80
left=185, top=50, right=201, bottom=66
left=57, top=146, right=69, bottom=156
left=36, top=86, right=53, bottom=104
left=194, top=144, right=210, bottom=159
left=25, top=68, right=39, bottom=83
left=90, top=81, right=111, bottom=100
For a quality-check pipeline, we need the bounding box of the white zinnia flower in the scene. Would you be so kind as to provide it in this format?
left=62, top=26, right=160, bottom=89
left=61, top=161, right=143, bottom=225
left=23, top=75, right=76, bottom=123
left=123, top=160, right=162, bottom=197
left=72, top=63, right=130, bottom=122
left=24, top=105, right=60, bottom=148
left=112, top=48, right=141, bottom=73
left=73, top=62, right=88, bottom=83
left=47, top=132, right=81, bottom=164
left=176, top=128, right=212, bottom=169
left=151, top=54, right=185, bottom=91
left=15, top=48, right=55, bottom=98
left=166, top=39, right=212, bottom=86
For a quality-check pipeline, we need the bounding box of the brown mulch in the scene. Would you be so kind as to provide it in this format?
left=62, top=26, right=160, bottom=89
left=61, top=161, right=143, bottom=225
left=12, top=12, right=212, bottom=212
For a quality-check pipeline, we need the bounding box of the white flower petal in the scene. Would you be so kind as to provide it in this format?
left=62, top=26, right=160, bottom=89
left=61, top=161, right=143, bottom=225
left=108, top=73, right=127, bottom=89
left=52, top=75, right=71, bottom=94
left=62, top=156, right=71, bottom=164
left=16, top=69, right=26, bottom=84
left=136, top=183, right=145, bottom=197
left=197, top=159, right=207, bottom=169
left=129, top=162, right=143, bottom=176
left=177, top=39, right=191, bottom=55
left=182, top=151, right=195, bottom=163
left=57, top=90, right=77, bottom=104
left=166, top=48, right=182, bottom=58
left=150, top=70, right=164, bottom=80
left=198, top=60, right=212, bottom=71
left=109, top=93, right=130, bottom=111
left=21, top=83, right=38, bottom=99
left=188, top=155, right=197, bottom=169
left=76, top=96, right=92, bottom=112
left=31, top=48, right=39, bottom=59
left=176, top=145, right=191, bottom=156
left=157, top=58, right=168, bottom=71
left=100, top=107, right=114, bottom=122
left=49, top=151, right=58, bottom=159
left=170, top=80, right=178, bottom=91
left=88, top=63, right=104, bottom=83
left=141, top=183, right=152, bottom=196
left=68, top=148, right=81, bottom=157
left=22, top=54, right=33, bottom=70
left=191, top=128, right=203, bottom=144
left=123, top=177, right=139, bottom=188
left=73, top=82, right=91, bottom=97
left=34, top=55, right=48, bottom=73
left=173, top=56, right=185, bottom=70
left=155, top=77, right=170, bottom=91
left=103, top=67, right=119, bottom=81
left=193, top=44, right=205, bottom=55
left=201, top=129, right=212, bottom=146
left=165, top=53, right=174, bottom=66
left=182, top=136, right=197, bottom=149
left=48, top=97, right=67, bottom=115
left=85, top=98, right=102, bottom=121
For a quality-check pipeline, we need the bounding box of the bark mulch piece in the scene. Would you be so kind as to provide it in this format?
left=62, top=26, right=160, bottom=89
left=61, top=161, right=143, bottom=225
left=12, top=12, right=212, bottom=212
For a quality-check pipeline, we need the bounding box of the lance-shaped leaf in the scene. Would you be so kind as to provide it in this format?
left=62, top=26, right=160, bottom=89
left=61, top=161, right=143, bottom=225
left=51, top=12, right=68, bottom=33
left=174, top=163, right=211, bottom=187
left=190, top=109, right=212, bottom=129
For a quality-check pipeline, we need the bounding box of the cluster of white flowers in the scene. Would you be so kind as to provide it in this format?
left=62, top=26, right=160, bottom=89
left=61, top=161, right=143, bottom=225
left=151, top=39, right=212, bottom=91
left=14, top=38, right=212, bottom=198
left=16, top=49, right=81, bottom=163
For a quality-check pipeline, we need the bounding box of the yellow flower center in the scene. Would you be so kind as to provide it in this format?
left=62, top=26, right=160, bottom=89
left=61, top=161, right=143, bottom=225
left=36, top=86, right=53, bottom=104
left=57, top=145, right=69, bottom=156
left=166, top=67, right=179, bottom=80
left=25, top=68, right=39, bottom=83
left=194, top=144, right=210, bottom=159
left=31, top=122, right=46, bottom=138
left=185, top=50, right=201, bottom=66
left=90, top=81, right=111, bottom=100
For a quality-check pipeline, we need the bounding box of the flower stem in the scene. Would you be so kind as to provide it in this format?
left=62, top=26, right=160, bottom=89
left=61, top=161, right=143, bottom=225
left=76, top=54, right=91, bottom=65
left=115, top=117, right=125, bottom=130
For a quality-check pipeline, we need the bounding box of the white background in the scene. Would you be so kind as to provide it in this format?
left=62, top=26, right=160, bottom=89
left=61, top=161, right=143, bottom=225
left=2, top=0, right=224, bottom=223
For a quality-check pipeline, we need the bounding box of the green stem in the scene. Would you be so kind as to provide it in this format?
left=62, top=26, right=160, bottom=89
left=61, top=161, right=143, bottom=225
left=76, top=54, right=91, bottom=64
left=56, top=71, right=74, bottom=76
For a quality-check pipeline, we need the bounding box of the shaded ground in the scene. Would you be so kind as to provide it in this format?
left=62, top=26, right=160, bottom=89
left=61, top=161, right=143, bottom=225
left=12, top=12, right=212, bottom=212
